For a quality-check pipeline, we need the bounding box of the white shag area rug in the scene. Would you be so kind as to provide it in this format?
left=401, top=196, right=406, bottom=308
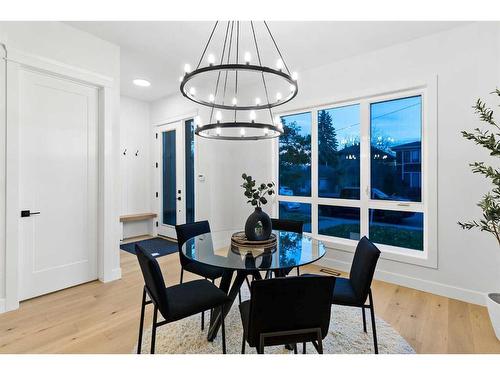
left=135, top=285, right=414, bottom=354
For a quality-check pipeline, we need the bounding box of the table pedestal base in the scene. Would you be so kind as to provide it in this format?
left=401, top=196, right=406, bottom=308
left=207, top=269, right=262, bottom=342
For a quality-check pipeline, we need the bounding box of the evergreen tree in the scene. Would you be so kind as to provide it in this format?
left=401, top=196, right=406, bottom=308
left=318, top=110, right=338, bottom=166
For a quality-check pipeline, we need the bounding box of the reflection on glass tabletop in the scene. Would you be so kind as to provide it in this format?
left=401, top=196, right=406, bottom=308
left=181, top=230, right=326, bottom=271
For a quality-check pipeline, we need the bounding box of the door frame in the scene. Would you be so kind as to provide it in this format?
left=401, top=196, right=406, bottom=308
left=157, top=121, right=185, bottom=238
left=2, top=47, right=118, bottom=312
left=153, top=114, right=198, bottom=239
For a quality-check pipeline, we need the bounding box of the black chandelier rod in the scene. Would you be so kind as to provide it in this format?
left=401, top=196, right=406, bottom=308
left=251, top=21, right=275, bottom=125
left=196, top=21, right=219, bottom=70
left=209, top=21, right=231, bottom=124
left=264, top=21, right=292, bottom=76
left=221, top=21, right=235, bottom=107
left=234, top=21, right=239, bottom=122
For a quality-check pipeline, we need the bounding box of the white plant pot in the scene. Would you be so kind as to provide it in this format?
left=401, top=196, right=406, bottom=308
left=487, top=293, right=500, bottom=340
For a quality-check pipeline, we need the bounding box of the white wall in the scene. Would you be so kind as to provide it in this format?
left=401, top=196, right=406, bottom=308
left=0, top=43, right=6, bottom=313
left=0, top=22, right=121, bottom=312
left=151, top=22, right=500, bottom=305
left=120, top=96, right=152, bottom=238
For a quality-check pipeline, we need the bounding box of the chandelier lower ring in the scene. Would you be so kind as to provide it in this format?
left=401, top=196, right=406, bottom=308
left=195, top=121, right=283, bottom=141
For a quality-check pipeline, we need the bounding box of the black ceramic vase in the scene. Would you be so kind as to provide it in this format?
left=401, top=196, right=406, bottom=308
left=244, top=207, right=272, bottom=241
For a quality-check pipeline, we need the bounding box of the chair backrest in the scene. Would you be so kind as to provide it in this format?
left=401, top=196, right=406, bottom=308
left=175, top=220, right=211, bottom=267
left=135, top=244, right=169, bottom=317
left=271, top=218, right=303, bottom=234
left=349, top=236, right=381, bottom=302
left=247, top=276, right=335, bottom=346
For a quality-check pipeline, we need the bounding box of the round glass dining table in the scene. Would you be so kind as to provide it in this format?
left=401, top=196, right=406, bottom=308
left=181, top=229, right=326, bottom=341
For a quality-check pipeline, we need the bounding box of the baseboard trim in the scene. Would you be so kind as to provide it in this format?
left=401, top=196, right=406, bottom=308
left=318, top=257, right=487, bottom=306
left=100, top=267, right=122, bottom=283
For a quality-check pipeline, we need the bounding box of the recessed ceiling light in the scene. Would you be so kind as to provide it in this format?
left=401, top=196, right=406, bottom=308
left=133, top=79, right=151, bottom=87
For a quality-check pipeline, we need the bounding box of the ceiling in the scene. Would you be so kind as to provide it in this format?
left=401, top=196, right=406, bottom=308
left=66, top=21, right=468, bottom=102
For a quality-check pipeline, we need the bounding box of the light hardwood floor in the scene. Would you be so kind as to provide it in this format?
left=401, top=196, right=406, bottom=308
left=1, top=242, right=499, bottom=354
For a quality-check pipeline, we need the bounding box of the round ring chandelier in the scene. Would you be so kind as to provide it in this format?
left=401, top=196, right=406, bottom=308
left=179, top=21, right=299, bottom=141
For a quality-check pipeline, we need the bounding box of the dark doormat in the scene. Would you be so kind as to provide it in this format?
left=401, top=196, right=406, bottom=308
left=120, top=237, right=178, bottom=258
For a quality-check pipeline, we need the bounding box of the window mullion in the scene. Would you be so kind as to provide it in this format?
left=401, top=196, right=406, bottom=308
left=311, top=108, right=319, bottom=236
left=360, top=100, right=370, bottom=238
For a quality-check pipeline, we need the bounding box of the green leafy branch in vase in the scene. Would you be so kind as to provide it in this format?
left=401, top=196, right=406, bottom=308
left=241, top=173, right=275, bottom=207
left=458, top=89, right=500, bottom=246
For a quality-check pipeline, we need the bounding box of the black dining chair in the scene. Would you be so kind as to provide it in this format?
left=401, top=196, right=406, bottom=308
left=270, top=218, right=303, bottom=277
left=135, top=244, right=230, bottom=354
left=305, top=236, right=381, bottom=353
left=175, top=220, right=225, bottom=329
left=239, top=275, right=335, bottom=354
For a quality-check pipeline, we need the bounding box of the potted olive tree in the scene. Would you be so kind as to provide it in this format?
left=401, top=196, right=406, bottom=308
left=458, top=90, right=500, bottom=340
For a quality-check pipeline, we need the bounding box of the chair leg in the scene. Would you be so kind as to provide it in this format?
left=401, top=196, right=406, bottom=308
left=241, top=334, right=246, bottom=354
left=302, top=342, right=306, bottom=354
left=293, top=344, right=298, bottom=354
left=296, top=267, right=300, bottom=276
left=316, top=329, right=324, bottom=354
left=201, top=311, right=205, bottom=331
left=221, top=305, right=226, bottom=354
left=137, top=287, right=147, bottom=354
left=245, top=276, right=251, bottom=291
left=180, top=268, right=184, bottom=284
left=362, top=306, right=367, bottom=332
left=151, top=306, right=158, bottom=354
left=369, top=290, right=379, bottom=354
left=239, top=290, right=242, bottom=304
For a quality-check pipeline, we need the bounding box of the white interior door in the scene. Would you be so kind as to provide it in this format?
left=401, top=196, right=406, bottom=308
left=157, top=122, right=185, bottom=238
left=18, top=69, right=98, bottom=301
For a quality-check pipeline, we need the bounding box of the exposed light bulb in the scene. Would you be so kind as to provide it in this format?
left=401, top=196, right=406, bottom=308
left=255, top=97, right=261, bottom=106
left=249, top=111, right=256, bottom=122
left=189, top=87, right=196, bottom=96
left=276, top=58, right=284, bottom=71
left=276, top=92, right=282, bottom=101
left=232, top=97, right=238, bottom=106
left=240, top=128, right=246, bottom=137
left=209, top=94, right=215, bottom=102
left=244, top=52, right=251, bottom=64
left=184, top=63, right=191, bottom=74
left=289, top=84, right=296, bottom=92
left=216, top=127, right=221, bottom=135
left=216, top=111, right=222, bottom=123
left=207, top=54, right=216, bottom=66
left=292, top=71, right=298, bottom=81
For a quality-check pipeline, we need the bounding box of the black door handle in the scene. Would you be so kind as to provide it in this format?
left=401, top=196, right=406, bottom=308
left=21, top=210, right=41, bottom=217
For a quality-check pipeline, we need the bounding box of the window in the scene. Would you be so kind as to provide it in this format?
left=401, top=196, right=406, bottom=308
left=318, top=205, right=360, bottom=240
left=370, top=96, right=422, bottom=202
left=277, top=89, right=432, bottom=263
left=318, top=104, right=360, bottom=199
left=278, top=112, right=311, bottom=197
left=278, top=202, right=311, bottom=233
left=369, top=210, right=423, bottom=251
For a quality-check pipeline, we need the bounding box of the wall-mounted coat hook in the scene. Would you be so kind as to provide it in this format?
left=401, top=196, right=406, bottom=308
left=123, top=148, right=127, bottom=155
left=135, top=150, right=139, bottom=156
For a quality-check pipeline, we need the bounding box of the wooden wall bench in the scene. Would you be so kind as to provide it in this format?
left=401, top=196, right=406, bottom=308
left=119, top=213, right=157, bottom=240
